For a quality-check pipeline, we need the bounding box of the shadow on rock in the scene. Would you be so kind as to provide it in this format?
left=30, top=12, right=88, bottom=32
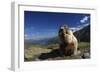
left=38, top=48, right=90, bottom=60
left=38, top=49, right=68, bottom=60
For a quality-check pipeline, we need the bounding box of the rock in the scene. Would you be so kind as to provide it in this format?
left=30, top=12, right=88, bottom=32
left=82, top=52, right=90, bottom=59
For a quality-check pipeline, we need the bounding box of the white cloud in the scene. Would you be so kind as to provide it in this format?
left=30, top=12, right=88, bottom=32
left=24, top=34, right=30, bottom=40
left=70, top=27, right=77, bottom=32
left=83, top=23, right=90, bottom=27
left=70, top=27, right=82, bottom=32
left=70, top=23, right=90, bottom=32
left=80, top=16, right=89, bottom=23
left=71, top=16, right=90, bottom=32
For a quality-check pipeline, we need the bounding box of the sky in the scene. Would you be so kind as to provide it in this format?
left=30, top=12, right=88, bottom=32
left=24, top=11, right=90, bottom=40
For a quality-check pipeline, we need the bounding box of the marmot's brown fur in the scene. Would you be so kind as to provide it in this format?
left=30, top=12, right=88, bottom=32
left=59, top=25, right=78, bottom=56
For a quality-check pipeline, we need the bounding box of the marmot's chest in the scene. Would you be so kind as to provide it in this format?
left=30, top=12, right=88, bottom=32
left=61, top=34, right=73, bottom=43
left=67, top=43, right=75, bottom=48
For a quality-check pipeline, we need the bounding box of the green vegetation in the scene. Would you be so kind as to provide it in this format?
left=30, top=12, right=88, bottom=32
left=24, top=42, right=90, bottom=61
left=24, top=44, right=52, bottom=61
left=78, top=42, right=90, bottom=55
left=78, top=42, right=90, bottom=49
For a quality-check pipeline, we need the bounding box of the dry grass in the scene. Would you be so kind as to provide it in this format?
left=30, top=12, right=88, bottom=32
left=24, top=42, right=90, bottom=61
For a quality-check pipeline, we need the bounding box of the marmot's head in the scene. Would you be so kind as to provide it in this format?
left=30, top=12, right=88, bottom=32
left=58, top=25, right=73, bottom=43
left=59, top=25, right=69, bottom=36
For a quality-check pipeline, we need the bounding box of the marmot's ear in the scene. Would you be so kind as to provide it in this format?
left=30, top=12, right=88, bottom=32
left=60, top=26, right=64, bottom=29
left=64, top=25, right=69, bottom=30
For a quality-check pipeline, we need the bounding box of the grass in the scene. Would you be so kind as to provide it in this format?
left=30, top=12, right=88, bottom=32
left=24, top=42, right=90, bottom=61
left=24, top=44, right=52, bottom=61
left=78, top=42, right=90, bottom=49
left=78, top=42, right=90, bottom=55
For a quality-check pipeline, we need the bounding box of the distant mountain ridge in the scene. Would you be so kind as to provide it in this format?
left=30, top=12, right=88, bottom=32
left=25, top=25, right=90, bottom=46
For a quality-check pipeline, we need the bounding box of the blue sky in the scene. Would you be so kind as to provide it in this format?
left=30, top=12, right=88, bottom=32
left=24, top=11, right=90, bottom=40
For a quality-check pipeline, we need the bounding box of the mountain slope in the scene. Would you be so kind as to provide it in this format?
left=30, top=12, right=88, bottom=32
left=74, top=25, right=90, bottom=42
